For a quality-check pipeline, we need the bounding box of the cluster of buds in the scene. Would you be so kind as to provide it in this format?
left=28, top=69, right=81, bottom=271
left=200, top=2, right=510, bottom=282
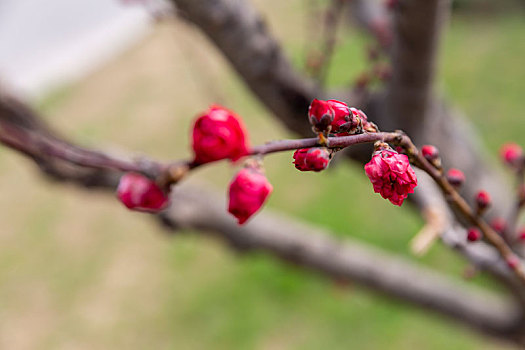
left=307, top=99, right=377, bottom=137
left=308, top=99, right=415, bottom=206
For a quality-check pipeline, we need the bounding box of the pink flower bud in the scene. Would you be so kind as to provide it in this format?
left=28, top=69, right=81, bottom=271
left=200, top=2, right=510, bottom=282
left=293, top=148, right=330, bottom=172
left=308, top=99, right=335, bottom=132
left=228, top=167, right=273, bottom=225
left=117, top=173, right=170, bottom=212
left=490, top=217, right=506, bottom=234
left=506, top=255, right=521, bottom=271
left=475, top=190, right=491, bottom=210
left=364, top=149, right=418, bottom=206
left=500, top=143, right=523, bottom=167
left=466, top=227, right=482, bottom=242
left=517, top=227, right=525, bottom=241
left=421, top=145, right=439, bottom=161
left=446, top=168, right=465, bottom=187
left=192, top=105, right=249, bottom=164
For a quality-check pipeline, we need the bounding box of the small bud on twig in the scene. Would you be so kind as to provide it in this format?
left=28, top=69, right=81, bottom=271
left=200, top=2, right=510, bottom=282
left=466, top=227, right=482, bottom=242
left=421, top=144, right=441, bottom=169
left=490, top=217, right=507, bottom=235
left=500, top=143, right=523, bottom=169
left=475, top=190, right=491, bottom=215
left=446, top=168, right=465, bottom=188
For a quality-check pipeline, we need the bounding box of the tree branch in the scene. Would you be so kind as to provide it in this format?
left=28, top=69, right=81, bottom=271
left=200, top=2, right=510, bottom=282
left=382, top=0, right=449, bottom=136
left=172, top=0, right=321, bottom=136
left=1, top=92, right=525, bottom=343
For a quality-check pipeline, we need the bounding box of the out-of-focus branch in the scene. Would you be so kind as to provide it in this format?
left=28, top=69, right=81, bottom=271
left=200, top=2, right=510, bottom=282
left=171, top=0, right=319, bottom=136
left=165, top=187, right=525, bottom=343
left=382, top=0, right=449, bottom=136
left=348, top=0, right=392, bottom=48
left=309, top=0, right=346, bottom=87
left=1, top=95, right=524, bottom=343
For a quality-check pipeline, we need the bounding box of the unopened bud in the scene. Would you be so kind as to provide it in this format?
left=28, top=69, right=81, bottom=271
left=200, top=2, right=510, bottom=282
left=506, top=255, right=521, bottom=271
left=308, top=99, right=335, bottom=133
left=466, top=227, right=482, bottom=242
left=500, top=143, right=523, bottom=168
left=421, top=145, right=439, bottom=161
left=421, top=145, right=441, bottom=168
left=475, top=190, right=491, bottom=213
left=490, top=217, right=507, bottom=234
left=446, top=168, right=465, bottom=187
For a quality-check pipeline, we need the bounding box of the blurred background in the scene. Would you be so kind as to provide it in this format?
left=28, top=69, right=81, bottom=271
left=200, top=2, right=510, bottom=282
left=0, top=0, right=524, bottom=348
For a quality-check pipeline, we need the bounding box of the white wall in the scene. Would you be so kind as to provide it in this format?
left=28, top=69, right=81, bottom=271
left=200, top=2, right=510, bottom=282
left=0, top=0, right=153, bottom=98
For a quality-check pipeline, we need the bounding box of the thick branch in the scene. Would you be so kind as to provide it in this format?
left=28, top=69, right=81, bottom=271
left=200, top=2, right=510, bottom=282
left=163, top=187, right=524, bottom=342
left=172, top=0, right=318, bottom=136
left=382, top=0, right=449, bottom=136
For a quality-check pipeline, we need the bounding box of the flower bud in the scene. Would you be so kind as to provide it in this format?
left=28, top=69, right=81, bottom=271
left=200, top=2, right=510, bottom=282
left=293, top=148, right=330, bottom=172
left=117, top=173, right=170, bottom=212
left=500, top=143, right=523, bottom=167
left=192, top=105, right=249, bottom=164
left=292, top=149, right=309, bottom=171
left=421, top=145, right=439, bottom=161
left=228, top=167, right=273, bottom=225
left=517, top=227, right=525, bottom=241
left=364, top=148, right=418, bottom=206
left=466, top=227, right=482, bottom=242
left=326, top=100, right=354, bottom=134
left=475, top=190, right=491, bottom=212
left=308, top=99, right=335, bottom=133
left=446, top=168, right=465, bottom=187
left=506, top=255, right=521, bottom=271
left=490, top=217, right=506, bottom=234
left=305, top=148, right=330, bottom=172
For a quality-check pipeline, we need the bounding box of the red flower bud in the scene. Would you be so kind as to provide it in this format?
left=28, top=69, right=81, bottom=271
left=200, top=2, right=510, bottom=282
left=500, top=143, right=523, bottom=167
left=506, top=255, right=521, bottom=271
left=306, top=148, right=330, bottom=171
left=293, top=148, right=330, bottom=172
left=327, top=100, right=352, bottom=134
left=475, top=190, right=491, bottom=210
left=117, top=173, right=170, bottom=212
left=191, top=105, right=249, bottom=164
left=364, top=149, right=418, bottom=206
left=228, top=167, right=273, bottom=225
left=446, top=168, right=465, bottom=187
left=490, top=217, right=506, bottom=234
left=308, top=99, right=335, bottom=132
left=466, top=227, right=482, bottom=242
left=421, top=145, right=439, bottom=161
left=292, top=149, right=309, bottom=171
